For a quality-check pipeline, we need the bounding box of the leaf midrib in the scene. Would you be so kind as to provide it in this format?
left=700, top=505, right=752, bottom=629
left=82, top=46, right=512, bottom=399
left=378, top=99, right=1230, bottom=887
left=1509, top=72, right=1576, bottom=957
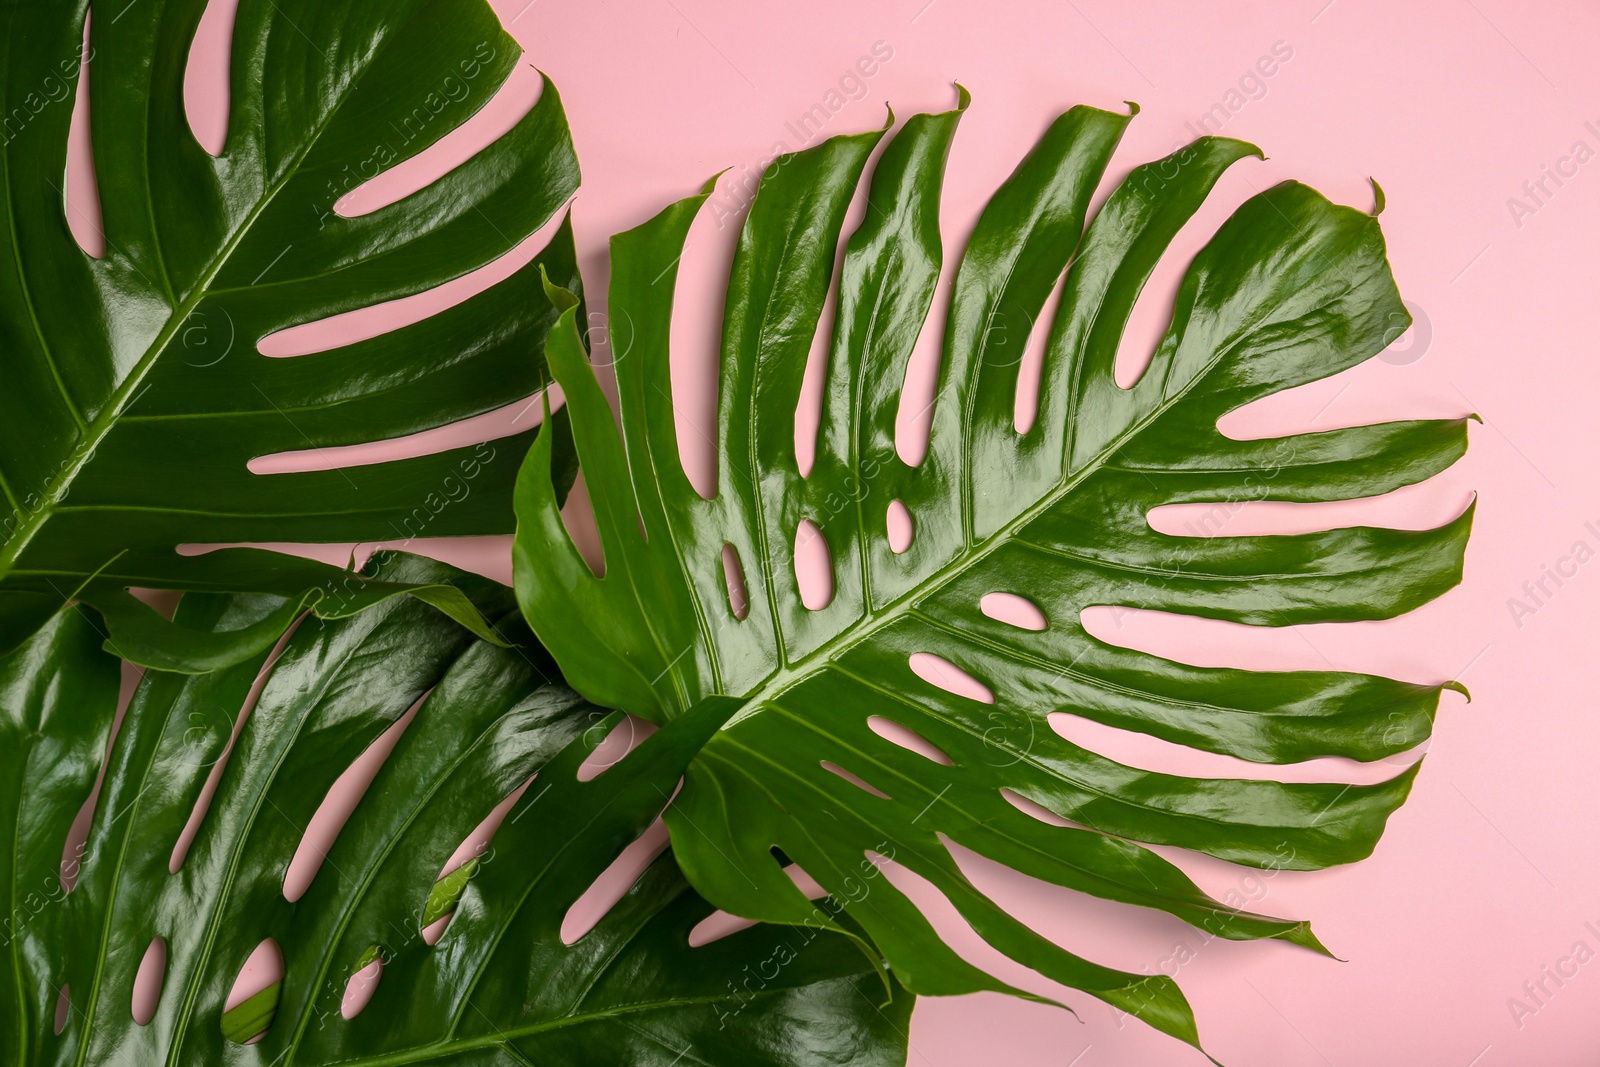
left=320, top=989, right=803, bottom=1067
left=718, top=316, right=1248, bottom=730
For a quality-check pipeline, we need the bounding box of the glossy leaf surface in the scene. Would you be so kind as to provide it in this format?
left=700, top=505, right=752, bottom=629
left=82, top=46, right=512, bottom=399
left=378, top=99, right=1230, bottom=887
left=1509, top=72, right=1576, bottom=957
left=513, top=93, right=1472, bottom=1052
left=0, top=553, right=911, bottom=1066
left=0, top=0, right=581, bottom=664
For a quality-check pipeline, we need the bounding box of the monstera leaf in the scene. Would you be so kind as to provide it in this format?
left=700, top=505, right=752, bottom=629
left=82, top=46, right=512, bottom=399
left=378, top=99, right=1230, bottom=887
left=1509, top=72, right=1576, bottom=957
left=512, top=92, right=1472, bottom=1053
left=0, top=553, right=912, bottom=1066
left=0, top=0, right=581, bottom=665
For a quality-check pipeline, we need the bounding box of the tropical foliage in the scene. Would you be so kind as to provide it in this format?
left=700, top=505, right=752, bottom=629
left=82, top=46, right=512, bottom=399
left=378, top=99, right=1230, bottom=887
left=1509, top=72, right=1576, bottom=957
left=512, top=89, right=1471, bottom=1051
left=0, top=554, right=912, bottom=1066
left=0, top=0, right=1472, bottom=1059
left=0, top=0, right=579, bottom=669
left=0, top=1, right=913, bottom=1064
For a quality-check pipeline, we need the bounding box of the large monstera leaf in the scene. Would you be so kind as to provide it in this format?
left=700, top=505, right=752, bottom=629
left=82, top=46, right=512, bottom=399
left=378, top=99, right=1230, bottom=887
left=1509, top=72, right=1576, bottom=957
left=513, top=93, right=1472, bottom=1052
left=0, top=553, right=912, bottom=1066
left=0, top=0, right=581, bottom=664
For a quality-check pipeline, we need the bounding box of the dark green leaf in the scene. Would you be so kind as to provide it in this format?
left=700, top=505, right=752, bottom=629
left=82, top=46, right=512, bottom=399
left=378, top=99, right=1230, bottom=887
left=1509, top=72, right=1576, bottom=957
left=513, top=93, right=1471, bottom=1054
left=0, top=0, right=582, bottom=667
left=1, top=553, right=912, bottom=1066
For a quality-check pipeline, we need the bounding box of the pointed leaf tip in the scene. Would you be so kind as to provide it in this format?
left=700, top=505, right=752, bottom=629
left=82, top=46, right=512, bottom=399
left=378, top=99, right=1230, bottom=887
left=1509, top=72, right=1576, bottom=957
left=1230, top=137, right=1267, bottom=162
left=1369, top=177, right=1387, bottom=215
left=91, top=587, right=316, bottom=674
left=702, top=168, right=731, bottom=195
left=1442, top=679, right=1472, bottom=703
left=1282, top=920, right=1336, bottom=958
left=537, top=263, right=581, bottom=314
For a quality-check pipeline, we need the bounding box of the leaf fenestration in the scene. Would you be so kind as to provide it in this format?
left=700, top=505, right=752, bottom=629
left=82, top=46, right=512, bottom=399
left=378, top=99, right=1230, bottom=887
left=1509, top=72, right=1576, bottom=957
left=0, top=554, right=914, bottom=1067
left=0, top=0, right=582, bottom=667
left=513, top=91, right=1472, bottom=1053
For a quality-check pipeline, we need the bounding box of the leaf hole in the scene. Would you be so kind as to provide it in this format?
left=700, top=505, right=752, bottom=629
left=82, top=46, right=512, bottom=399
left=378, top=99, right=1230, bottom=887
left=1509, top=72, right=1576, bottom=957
left=688, top=863, right=828, bottom=946
left=1000, top=787, right=1082, bottom=828
left=721, top=542, right=750, bottom=620
left=59, top=799, right=93, bottom=893
left=560, top=817, right=671, bottom=944
left=422, top=774, right=535, bottom=944
left=1146, top=480, right=1466, bottom=540
left=793, top=300, right=833, bottom=481
left=1114, top=167, right=1253, bottom=390
left=221, top=939, right=282, bottom=1044
left=669, top=175, right=738, bottom=500
left=247, top=394, right=555, bottom=475
left=131, top=936, right=167, bottom=1025
left=1047, top=711, right=1412, bottom=785
left=687, top=911, right=755, bottom=947
left=907, top=652, right=994, bottom=704
left=341, top=947, right=383, bottom=1020
left=1215, top=351, right=1466, bottom=441
left=182, top=0, right=237, bottom=155
left=793, top=519, right=835, bottom=610
left=177, top=542, right=378, bottom=567
left=64, top=16, right=103, bottom=258
left=894, top=257, right=955, bottom=467
left=283, top=691, right=427, bottom=902
left=257, top=207, right=574, bottom=357
left=59, top=653, right=144, bottom=894
left=560, top=469, right=607, bottom=579
left=867, top=716, right=952, bottom=766
left=54, top=985, right=70, bottom=1035
left=793, top=168, right=864, bottom=479
left=577, top=714, right=656, bottom=782
left=979, top=592, right=1048, bottom=631
left=171, top=617, right=304, bottom=873
left=886, top=499, right=914, bottom=554
left=1013, top=269, right=1067, bottom=433
left=819, top=761, right=891, bottom=800
left=1079, top=603, right=1364, bottom=675
left=335, top=63, right=546, bottom=218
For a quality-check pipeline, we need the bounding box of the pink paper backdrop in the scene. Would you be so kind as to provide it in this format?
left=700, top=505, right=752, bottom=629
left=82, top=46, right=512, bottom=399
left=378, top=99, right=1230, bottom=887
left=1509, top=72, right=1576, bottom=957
left=77, top=0, right=1600, bottom=1063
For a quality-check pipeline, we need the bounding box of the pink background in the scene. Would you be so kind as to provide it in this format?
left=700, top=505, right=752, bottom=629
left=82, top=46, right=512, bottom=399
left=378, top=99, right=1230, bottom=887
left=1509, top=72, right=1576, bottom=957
left=68, top=0, right=1600, bottom=1063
